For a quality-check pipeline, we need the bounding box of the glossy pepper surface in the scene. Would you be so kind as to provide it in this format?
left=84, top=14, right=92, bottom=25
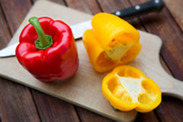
left=16, top=17, right=79, bottom=82
left=83, top=13, right=141, bottom=73
left=102, top=65, right=161, bottom=113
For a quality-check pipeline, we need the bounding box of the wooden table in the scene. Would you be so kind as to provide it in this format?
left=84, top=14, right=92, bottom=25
left=0, top=0, right=183, bottom=121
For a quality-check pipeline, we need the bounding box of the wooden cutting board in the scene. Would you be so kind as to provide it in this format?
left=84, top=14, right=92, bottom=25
left=0, top=1, right=183, bottom=121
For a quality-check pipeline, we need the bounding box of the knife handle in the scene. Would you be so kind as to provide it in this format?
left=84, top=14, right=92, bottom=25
left=112, top=0, right=164, bottom=19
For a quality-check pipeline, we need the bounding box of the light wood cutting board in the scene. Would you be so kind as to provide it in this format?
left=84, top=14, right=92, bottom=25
left=0, top=1, right=183, bottom=121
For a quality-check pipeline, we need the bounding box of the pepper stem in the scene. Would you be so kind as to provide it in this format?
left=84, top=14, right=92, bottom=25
left=29, top=17, right=53, bottom=50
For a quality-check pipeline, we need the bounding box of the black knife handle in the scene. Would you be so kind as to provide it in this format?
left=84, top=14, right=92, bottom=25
left=112, top=0, right=164, bottom=19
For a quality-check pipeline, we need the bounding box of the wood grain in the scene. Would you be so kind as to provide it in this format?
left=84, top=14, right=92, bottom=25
left=135, top=111, right=159, bottom=122
left=0, top=78, right=40, bottom=122
left=76, top=107, right=115, bottom=122
left=0, top=2, right=11, bottom=48
left=32, top=90, right=80, bottom=122
left=156, top=96, right=183, bottom=122
left=0, top=0, right=32, bottom=36
left=163, top=0, right=183, bottom=31
left=65, top=0, right=101, bottom=14
left=33, top=0, right=66, bottom=5
left=98, top=0, right=131, bottom=13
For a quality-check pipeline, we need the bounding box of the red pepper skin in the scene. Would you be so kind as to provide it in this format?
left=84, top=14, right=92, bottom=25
left=16, top=17, right=79, bottom=82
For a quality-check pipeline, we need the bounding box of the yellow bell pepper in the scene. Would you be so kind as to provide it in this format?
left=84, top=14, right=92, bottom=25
left=102, top=65, right=162, bottom=113
left=83, top=13, right=141, bottom=73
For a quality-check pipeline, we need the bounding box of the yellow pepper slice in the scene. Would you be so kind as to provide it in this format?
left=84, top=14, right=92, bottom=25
left=102, top=65, right=162, bottom=113
left=83, top=13, right=141, bottom=73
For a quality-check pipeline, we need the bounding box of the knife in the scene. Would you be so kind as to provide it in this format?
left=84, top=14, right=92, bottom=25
left=0, top=0, right=163, bottom=58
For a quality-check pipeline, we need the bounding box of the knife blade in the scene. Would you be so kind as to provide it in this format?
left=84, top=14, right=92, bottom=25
left=0, top=0, right=163, bottom=58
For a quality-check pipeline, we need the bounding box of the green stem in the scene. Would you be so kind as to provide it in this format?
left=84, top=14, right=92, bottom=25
left=29, top=17, right=52, bottom=50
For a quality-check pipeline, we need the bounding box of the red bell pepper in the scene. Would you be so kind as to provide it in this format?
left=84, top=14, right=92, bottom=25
left=16, top=17, right=79, bottom=83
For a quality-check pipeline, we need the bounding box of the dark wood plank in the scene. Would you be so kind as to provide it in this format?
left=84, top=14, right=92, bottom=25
left=65, top=0, right=101, bottom=14
left=32, top=0, right=66, bottom=5
left=163, top=0, right=183, bottom=31
left=0, top=4, right=11, bottom=48
left=32, top=91, right=80, bottom=122
left=98, top=0, right=131, bottom=13
left=76, top=107, right=115, bottom=122
left=129, top=0, right=183, bottom=121
left=135, top=111, right=159, bottom=122
left=0, top=0, right=32, bottom=34
left=156, top=96, right=183, bottom=122
left=0, top=78, right=40, bottom=122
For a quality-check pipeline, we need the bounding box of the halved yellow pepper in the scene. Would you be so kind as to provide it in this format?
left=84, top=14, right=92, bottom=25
left=83, top=13, right=141, bottom=73
left=102, top=65, right=162, bottom=113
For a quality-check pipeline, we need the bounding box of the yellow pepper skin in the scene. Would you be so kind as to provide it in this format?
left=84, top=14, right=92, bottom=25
left=102, top=65, right=162, bottom=113
left=83, top=13, right=141, bottom=73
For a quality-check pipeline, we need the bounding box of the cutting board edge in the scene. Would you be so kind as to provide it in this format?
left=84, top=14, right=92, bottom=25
left=0, top=69, right=137, bottom=122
